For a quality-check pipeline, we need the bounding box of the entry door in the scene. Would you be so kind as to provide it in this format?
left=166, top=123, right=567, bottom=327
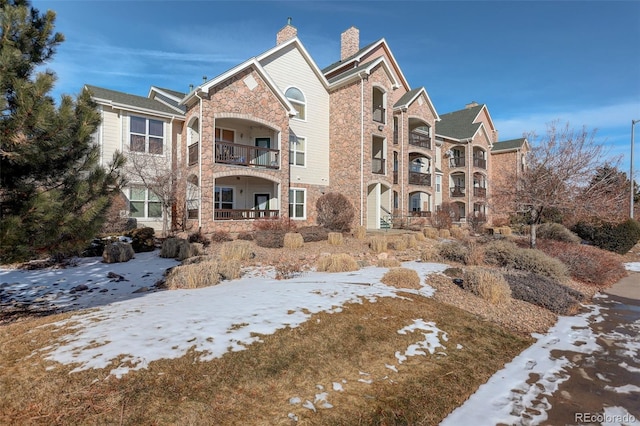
left=255, top=138, right=271, bottom=166
left=254, top=193, right=270, bottom=218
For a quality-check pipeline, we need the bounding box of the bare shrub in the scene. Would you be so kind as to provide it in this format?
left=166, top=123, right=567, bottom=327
left=465, top=242, right=485, bottom=266
left=377, top=258, right=401, bottom=268
left=437, top=241, right=468, bottom=264
left=439, top=229, right=451, bottom=239
left=208, top=230, right=231, bottom=243
left=420, top=246, right=439, bottom=262
left=463, top=267, right=512, bottom=305
left=328, top=232, right=344, bottom=246
left=483, top=239, right=568, bottom=281
left=353, top=226, right=367, bottom=240
left=503, top=271, right=585, bottom=315
left=316, top=253, right=359, bottom=273
left=188, top=230, right=211, bottom=247
left=253, top=218, right=297, bottom=232
left=433, top=202, right=454, bottom=230
left=537, top=223, right=581, bottom=243
left=275, top=262, right=303, bottom=280
left=537, top=240, right=627, bottom=287
left=423, top=227, right=438, bottom=239
left=236, top=231, right=254, bottom=241
left=467, top=212, right=487, bottom=235
left=369, top=235, right=387, bottom=254
left=316, top=192, right=355, bottom=232
left=283, top=233, right=304, bottom=249
left=102, top=242, right=135, bottom=263
left=220, top=240, right=253, bottom=261
left=254, top=230, right=285, bottom=248
left=166, top=261, right=221, bottom=289
left=298, top=226, right=329, bottom=242
left=381, top=267, right=421, bottom=289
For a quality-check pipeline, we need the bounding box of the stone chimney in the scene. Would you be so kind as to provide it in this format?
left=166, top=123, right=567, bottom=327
left=276, top=17, right=297, bottom=45
left=341, top=26, right=360, bottom=60
left=465, top=101, right=479, bottom=109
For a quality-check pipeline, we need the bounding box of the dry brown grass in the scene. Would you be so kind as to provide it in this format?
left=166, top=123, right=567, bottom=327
left=404, top=234, right=418, bottom=248
left=166, top=261, right=222, bottom=289
left=369, top=235, right=387, bottom=254
left=414, top=231, right=426, bottom=242
left=450, top=227, right=465, bottom=239
left=380, top=267, right=421, bottom=289
left=463, top=267, right=512, bottom=305
left=376, top=258, right=401, bottom=268
left=353, top=225, right=367, bottom=240
left=0, top=297, right=531, bottom=425
left=177, top=241, right=203, bottom=261
left=220, top=240, right=253, bottom=261
left=283, top=232, right=304, bottom=249
left=423, top=227, right=439, bottom=239
left=420, top=246, right=439, bottom=262
left=316, top=253, right=359, bottom=272
left=438, top=229, right=451, bottom=239
left=327, top=232, right=343, bottom=246
left=389, top=237, right=407, bottom=251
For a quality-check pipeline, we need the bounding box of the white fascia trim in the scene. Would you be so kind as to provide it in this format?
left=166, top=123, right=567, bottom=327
left=393, top=87, right=441, bottom=121
left=256, top=37, right=330, bottom=90
left=472, top=104, right=496, bottom=132
left=92, top=98, right=182, bottom=120
left=148, top=86, right=183, bottom=102
left=328, top=57, right=398, bottom=90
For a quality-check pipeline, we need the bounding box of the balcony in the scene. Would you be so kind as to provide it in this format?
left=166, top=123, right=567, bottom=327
left=473, top=157, right=487, bottom=169
left=188, top=142, right=199, bottom=166
left=214, top=209, right=279, bottom=220
left=409, top=171, right=431, bottom=186
left=409, top=131, right=431, bottom=149
left=451, top=186, right=465, bottom=197
left=372, top=158, right=386, bottom=175
left=450, top=157, right=465, bottom=168
left=473, top=187, right=487, bottom=198
left=410, top=210, right=432, bottom=218
left=373, top=106, right=386, bottom=124
left=215, top=140, right=279, bottom=169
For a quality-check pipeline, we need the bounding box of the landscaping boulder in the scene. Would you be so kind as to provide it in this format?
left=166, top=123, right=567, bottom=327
left=128, top=227, right=156, bottom=253
left=102, top=242, right=135, bottom=263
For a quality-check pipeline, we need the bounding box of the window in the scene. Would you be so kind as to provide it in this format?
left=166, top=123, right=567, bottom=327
left=289, top=133, right=306, bottom=166
left=129, top=187, right=161, bottom=218
left=436, top=175, right=442, bottom=193
left=214, top=187, right=234, bottom=210
left=289, top=188, right=306, bottom=219
left=285, top=87, right=306, bottom=120
left=186, top=175, right=199, bottom=219
left=130, top=116, right=164, bottom=154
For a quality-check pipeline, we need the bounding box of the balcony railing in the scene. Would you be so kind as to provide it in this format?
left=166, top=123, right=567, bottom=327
left=372, top=158, right=386, bottom=175
left=451, top=186, right=466, bottom=197
left=409, top=131, right=431, bottom=149
left=215, top=140, right=279, bottom=169
left=373, top=106, right=386, bottom=124
left=214, top=209, right=279, bottom=220
left=450, top=157, right=465, bottom=168
left=473, top=187, right=487, bottom=198
left=188, top=142, right=199, bottom=166
left=473, top=157, right=487, bottom=169
left=410, top=210, right=432, bottom=218
left=409, top=171, right=431, bottom=186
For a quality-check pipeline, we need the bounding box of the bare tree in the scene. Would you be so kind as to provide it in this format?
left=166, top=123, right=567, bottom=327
left=125, top=152, right=178, bottom=236
left=491, top=121, right=623, bottom=248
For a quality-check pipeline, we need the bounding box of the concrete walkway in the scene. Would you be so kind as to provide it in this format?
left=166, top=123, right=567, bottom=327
left=604, top=271, right=640, bottom=300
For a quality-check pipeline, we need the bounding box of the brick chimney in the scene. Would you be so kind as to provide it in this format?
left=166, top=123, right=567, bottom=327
left=341, top=26, right=359, bottom=60
left=276, top=17, right=297, bottom=45
left=465, top=101, right=479, bottom=109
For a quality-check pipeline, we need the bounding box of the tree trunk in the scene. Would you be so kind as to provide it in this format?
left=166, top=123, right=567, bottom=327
left=530, top=223, right=537, bottom=249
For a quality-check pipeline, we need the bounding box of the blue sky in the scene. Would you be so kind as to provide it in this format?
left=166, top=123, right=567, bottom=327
left=34, top=0, right=640, bottom=175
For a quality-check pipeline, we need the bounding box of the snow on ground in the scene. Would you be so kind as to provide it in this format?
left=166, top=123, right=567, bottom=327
left=3, top=253, right=639, bottom=423
left=625, top=262, right=640, bottom=272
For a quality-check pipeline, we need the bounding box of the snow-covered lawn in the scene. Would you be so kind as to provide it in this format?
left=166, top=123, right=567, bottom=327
left=2, top=253, right=639, bottom=424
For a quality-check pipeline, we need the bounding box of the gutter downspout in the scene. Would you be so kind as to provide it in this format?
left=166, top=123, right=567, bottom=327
left=467, top=139, right=472, bottom=222
left=195, top=90, right=204, bottom=229
left=401, top=108, right=406, bottom=219
left=359, top=72, right=366, bottom=227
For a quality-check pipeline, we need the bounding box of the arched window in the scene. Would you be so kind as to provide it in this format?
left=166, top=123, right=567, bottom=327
left=285, top=87, right=306, bottom=120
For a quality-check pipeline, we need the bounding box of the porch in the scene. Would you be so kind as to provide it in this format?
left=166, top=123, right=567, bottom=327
left=212, top=175, right=281, bottom=222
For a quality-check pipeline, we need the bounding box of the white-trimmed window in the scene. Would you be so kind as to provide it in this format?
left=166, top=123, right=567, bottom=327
left=130, top=116, right=164, bottom=154
left=289, top=134, right=306, bottom=166
left=289, top=188, right=306, bottom=219
left=129, top=187, right=162, bottom=218
left=214, top=186, right=234, bottom=210
left=436, top=175, right=442, bottom=193
left=285, top=87, right=306, bottom=120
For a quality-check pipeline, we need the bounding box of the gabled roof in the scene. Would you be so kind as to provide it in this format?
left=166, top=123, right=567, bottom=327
left=326, top=56, right=399, bottom=89
left=393, top=87, right=440, bottom=121
left=436, top=104, right=485, bottom=140
left=322, top=38, right=410, bottom=90
left=148, top=86, right=187, bottom=113
left=491, top=138, right=530, bottom=153
left=85, top=85, right=184, bottom=117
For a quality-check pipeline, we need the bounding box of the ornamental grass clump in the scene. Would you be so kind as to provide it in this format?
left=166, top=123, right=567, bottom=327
left=353, top=225, right=367, bottom=240
left=423, top=227, right=439, bottom=239
left=437, top=241, right=469, bottom=264
left=369, top=235, right=387, bottom=254
left=377, top=258, right=401, bottom=268
left=220, top=240, right=253, bottom=261
left=166, top=261, right=221, bottom=289
left=463, top=267, right=511, bottom=305
left=283, top=232, right=304, bottom=249
left=438, top=229, right=451, bottom=239
left=381, top=267, right=421, bottom=289
left=327, top=232, right=344, bottom=246
left=316, top=253, right=359, bottom=273
left=420, top=246, right=439, bottom=262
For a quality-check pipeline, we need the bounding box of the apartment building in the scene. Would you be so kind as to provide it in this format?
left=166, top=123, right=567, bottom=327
left=87, top=21, right=514, bottom=233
